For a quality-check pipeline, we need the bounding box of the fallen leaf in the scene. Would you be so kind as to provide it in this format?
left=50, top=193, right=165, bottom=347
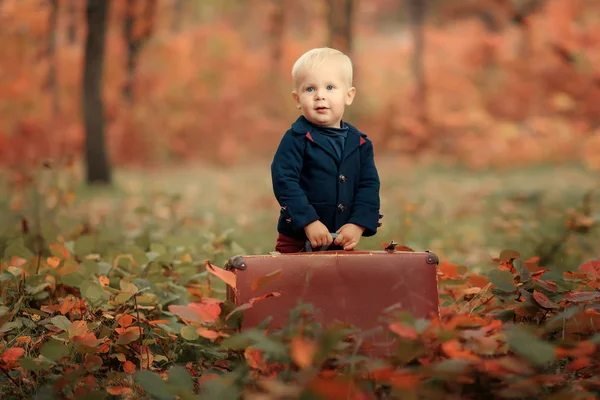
left=388, top=323, right=418, bottom=340
left=205, top=261, right=236, bottom=288
left=107, top=387, right=134, bottom=395
left=251, top=269, right=283, bottom=292
left=123, top=360, right=136, bottom=373
left=1, top=347, right=25, bottom=364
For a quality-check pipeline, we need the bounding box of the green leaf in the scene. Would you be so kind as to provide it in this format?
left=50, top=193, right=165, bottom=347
left=51, top=315, right=72, bottom=331
left=82, top=282, right=107, bottom=302
left=499, top=249, right=521, bottom=263
left=488, top=270, right=517, bottom=293
left=0, top=320, right=23, bottom=333
left=74, top=235, right=95, bottom=257
left=40, top=339, right=71, bottom=362
left=134, top=370, right=174, bottom=400
left=505, top=324, right=555, bottom=367
left=199, top=376, right=240, bottom=400
left=180, top=326, right=199, bottom=341
left=4, top=240, right=34, bottom=260
left=61, top=272, right=85, bottom=287
left=114, top=292, right=134, bottom=305
left=19, top=357, right=51, bottom=372
left=167, top=365, right=194, bottom=392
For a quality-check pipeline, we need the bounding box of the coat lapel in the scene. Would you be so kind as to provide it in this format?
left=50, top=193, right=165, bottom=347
left=305, top=131, right=337, bottom=160
left=340, top=130, right=361, bottom=162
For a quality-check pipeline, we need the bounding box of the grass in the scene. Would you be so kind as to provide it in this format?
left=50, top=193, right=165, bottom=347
left=19, top=157, right=591, bottom=273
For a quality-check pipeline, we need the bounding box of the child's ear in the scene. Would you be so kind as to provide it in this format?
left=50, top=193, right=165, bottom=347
left=292, top=91, right=301, bottom=109
left=345, top=87, right=356, bottom=106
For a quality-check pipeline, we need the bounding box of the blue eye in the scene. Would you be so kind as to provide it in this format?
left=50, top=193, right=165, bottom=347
left=306, top=87, right=314, bottom=92
left=327, top=85, right=334, bottom=90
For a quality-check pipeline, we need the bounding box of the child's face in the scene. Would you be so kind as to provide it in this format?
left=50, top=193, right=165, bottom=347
left=292, top=59, right=356, bottom=128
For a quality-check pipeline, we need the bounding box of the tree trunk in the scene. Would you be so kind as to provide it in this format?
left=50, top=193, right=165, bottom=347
left=407, top=0, right=428, bottom=124
left=83, top=0, right=112, bottom=184
left=123, top=0, right=156, bottom=104
left=67, top=0, right=78, bottom=44
left=269, top=0, right=285, bottom=74
left=171, top=0, right=184, bottom=33
left=47, top=0, right=59, bottom=116
left=327, top=0, right=354, bottom=55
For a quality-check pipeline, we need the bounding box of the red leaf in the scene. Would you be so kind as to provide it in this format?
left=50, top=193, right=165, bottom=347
left=532, top=290, right=560, bottom=309
left=578, top=260, right=600, bottom=278
left=1, top=347, right=25, bottom=364
left=565, top=357, right=592, bottom=371
left=534, top=279, right=557, bottom=293
left=205, top=261, right=236, bottom=288
left=249, top=291, right=281, bottom=305
left=439, top=260, right=463, bottom=279
left=564, top=291, right=600, bottom=302
left=389, top=371, right=421, bottom=389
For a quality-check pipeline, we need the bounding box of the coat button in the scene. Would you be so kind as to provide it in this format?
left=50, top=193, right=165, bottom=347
left=285, top=218, right=292, bottom=224
left=281, top=206, right=287, bottom=212
left=339, top=174, right=347, bottom=183
left=337, top=204, right=346, bottom=212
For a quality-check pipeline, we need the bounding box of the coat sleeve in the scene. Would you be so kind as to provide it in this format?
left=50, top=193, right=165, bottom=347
left=347, top=140, right=381, bottom=236
left=271, top=131, right=319, bottom=230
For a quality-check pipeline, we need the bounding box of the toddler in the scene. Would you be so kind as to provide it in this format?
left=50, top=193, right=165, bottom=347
left=271, top=47, right=381, bottom=253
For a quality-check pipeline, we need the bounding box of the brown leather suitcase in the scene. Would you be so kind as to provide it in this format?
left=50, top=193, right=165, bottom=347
left=224, top=247, right=440, bottom=357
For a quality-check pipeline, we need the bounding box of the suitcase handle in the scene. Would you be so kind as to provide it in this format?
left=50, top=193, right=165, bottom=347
left=305, top=233, right=339, bottom=252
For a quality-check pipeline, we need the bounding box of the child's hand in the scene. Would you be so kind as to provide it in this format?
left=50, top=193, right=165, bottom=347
left=304, top=220, right=333, bottom=250
left=334, top=223, right=365, bottom=250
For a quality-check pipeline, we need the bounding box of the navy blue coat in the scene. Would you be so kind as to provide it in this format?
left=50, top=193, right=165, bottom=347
left=271, top=116, right=381, bottom=240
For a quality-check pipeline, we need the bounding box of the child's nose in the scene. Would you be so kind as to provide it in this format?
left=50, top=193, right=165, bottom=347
left=315, top=89, right=326, bottom=99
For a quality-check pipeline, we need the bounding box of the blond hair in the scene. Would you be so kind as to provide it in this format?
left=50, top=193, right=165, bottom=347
left=291, top=47, right=353, bottom=89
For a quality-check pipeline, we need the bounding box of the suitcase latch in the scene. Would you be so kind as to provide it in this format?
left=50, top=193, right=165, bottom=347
left=224, top=255, right=247, bottom=271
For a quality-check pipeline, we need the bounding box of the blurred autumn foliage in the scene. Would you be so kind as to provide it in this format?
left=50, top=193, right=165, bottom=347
left=1, top=0, right=600, bottom=170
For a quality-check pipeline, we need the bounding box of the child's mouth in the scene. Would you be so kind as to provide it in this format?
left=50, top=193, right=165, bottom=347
left=315, top=107, right=328, bottom=111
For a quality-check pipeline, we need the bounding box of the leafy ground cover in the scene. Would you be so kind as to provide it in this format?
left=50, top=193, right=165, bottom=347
left=0, top=159, right=599, bottom=399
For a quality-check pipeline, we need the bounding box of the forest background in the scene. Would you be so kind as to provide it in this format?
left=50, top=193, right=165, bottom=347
left=0, top=1, right=600, bottom=398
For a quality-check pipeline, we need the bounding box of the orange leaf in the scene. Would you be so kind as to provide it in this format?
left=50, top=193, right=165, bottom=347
left=107, top=387, right=134, bottom=395
left=148, top=319, right=170, bottom=325
left=532, top=290, right=560, bottom=309
left=47, top=256, right=60, bottom=268
left=58, top=296, right=77, bottom=315
left=205, top=261, right=236, bottom=288
left=251, top=269, right=283, bottom=292
left=389, top=371, right=421, bottom=389
left=69, top=320, right=88, bottom=338
left=49, top=243, right=71, bottom=259
left=441, top=339, right=479, bottom=361
left=290, top=336, right=317, bottom=369
left=117, top=327, right=140, bottom=345
left=1, top=347, right=25, bottom=363
left=309, top=377, right=360, bottom=400
left=196, top=327, right=220, bottom=341
left=565, top=357, right=592, bottom=371
left=117, top=314, right=134, bottom=328
left=73, top=333, right=98, bottom=347
left=245, top=347, right=268, bottom=371
left=15, top=336, right=31, bottom=344
left=467, top=274, right=489, bottom=288
left=123, top=360, right=136, bottom=373
left=169, top=299, right=222, bottom=323
left=388, top=323, right=418, bottom=340
left=578, top=260, right=600, bottom=278
left=439, top=260, right=463, bottom=279
left=249, top=292, right=281, bottom=305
